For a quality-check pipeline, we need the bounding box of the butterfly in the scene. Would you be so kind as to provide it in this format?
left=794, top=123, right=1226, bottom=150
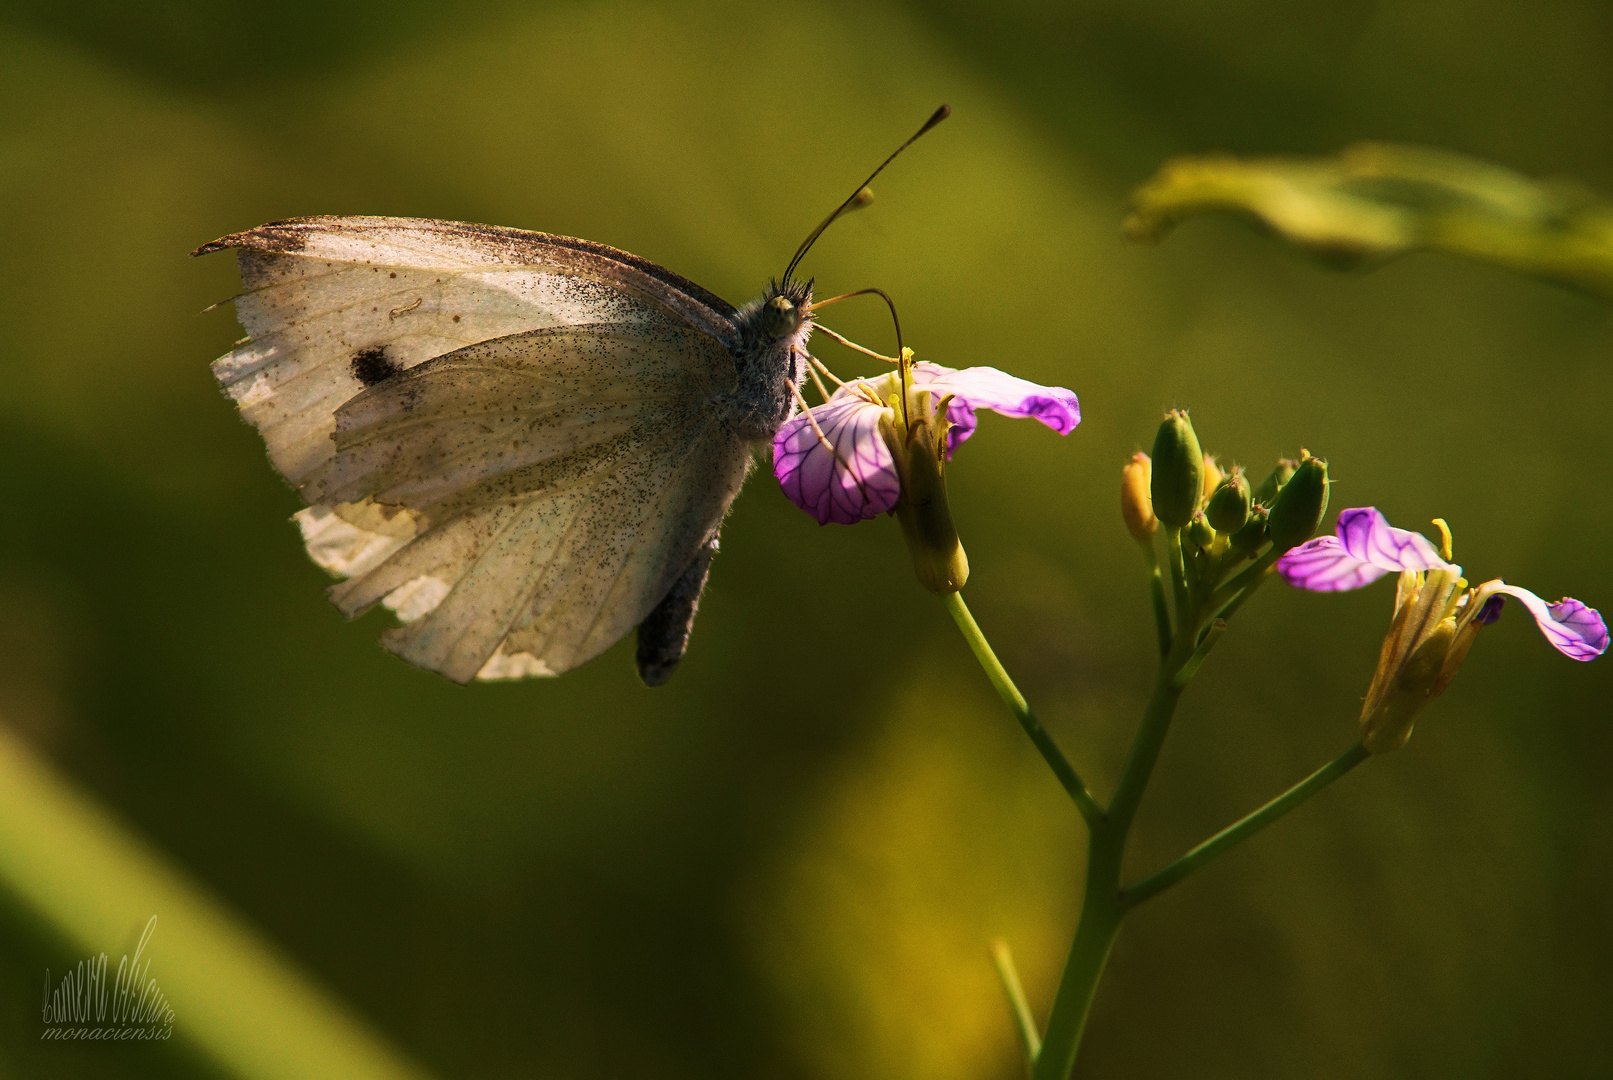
left=195, top=107, right=948, bottom=686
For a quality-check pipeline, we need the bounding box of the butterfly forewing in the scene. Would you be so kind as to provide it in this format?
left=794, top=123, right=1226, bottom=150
left=198, top=217, right=757, bottom=683
left=198, top=217, right=739, bottom=491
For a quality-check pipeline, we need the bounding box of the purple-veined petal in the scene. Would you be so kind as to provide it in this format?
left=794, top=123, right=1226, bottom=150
left=1277, top=536, right=1393, bottom=591
left=1479, top=583, right=1609, bottom=661
left=1335, top=507, right=1453, bottom=573
left=772, top=391, right=900, bottom=525
left=1279, top=507, right=1457, bottom=592
left=909, top=362, right=1081, bottom=455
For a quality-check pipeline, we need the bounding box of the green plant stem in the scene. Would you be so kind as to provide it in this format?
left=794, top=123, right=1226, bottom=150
left=1033, top=658, right=1189, bottom=1080
left=1166, top=528, right=1190, bottom=623
left=960, top=527, right=1361, bottom=1079
left=1030, top=823, right=1125, bottom=1080
left=1120, top=741, right=1370, bottom=908
left=1139, top=540, right=1173, bottom=657
left=992, top=939, right=1042, bottom=1068
left=1209, top=544, right=1281, bottom=612
left=1170, top=619, right=1226, bottom=689
left=944, top=592, right=1104, bottom=828
left=1112, top=656, right=1191, bottom=837
left=1182, top=538, right=1203, bottom=601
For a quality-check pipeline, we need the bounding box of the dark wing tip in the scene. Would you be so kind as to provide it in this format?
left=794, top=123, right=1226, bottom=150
left=191, top=217, right=324, bottom=258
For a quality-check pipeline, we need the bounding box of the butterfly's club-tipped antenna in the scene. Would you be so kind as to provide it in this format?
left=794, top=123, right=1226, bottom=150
left=782, top=104, right=950, bottom=286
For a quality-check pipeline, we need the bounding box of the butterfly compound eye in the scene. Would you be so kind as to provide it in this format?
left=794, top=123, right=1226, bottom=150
left=762, top=294, right=798, bottom=339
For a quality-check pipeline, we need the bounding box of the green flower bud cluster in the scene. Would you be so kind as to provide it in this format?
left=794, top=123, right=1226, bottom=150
left=1129, top=410, right=1330, bottom=631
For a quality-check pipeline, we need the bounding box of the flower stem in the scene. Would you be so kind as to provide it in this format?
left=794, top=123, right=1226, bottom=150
left=957, top=538, right=1347, bottom=1078
left=943, top=592, right=1104, bottom=828
left=1111, top=652, right=1191, bottom=834
left=1030, top=815, right=1126, bottom=1080
left=1033, top=611, right=1225, bottom=1080
left=992, top=939, right=1042, bottom=1068
left=1166, top=528, right=1190, bottom=625
left=1209, top=544, right=1281, bottom=612
left=1120, top=741, right=1370, bottom=909
left=1170, top=619, right=1226, bottom=689
left=1139, top=540, right=1173, bottom=657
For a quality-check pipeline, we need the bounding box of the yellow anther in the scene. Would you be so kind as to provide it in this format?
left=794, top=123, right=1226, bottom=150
left=1431, top=518, right=1454, bottom=561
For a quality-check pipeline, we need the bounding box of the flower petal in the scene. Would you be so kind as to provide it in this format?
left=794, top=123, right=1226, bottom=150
left=1277, top=535, right=1393, bottom=591
left=1281, top=507, right=1457, bottom=593
left=1334, top=507, right=1453, bottom=573
left=772, top=392, right=900, bottom=525
left=909, top=362, right=1081, bottom=455
left=1480, top=583, right=1610, bottom=661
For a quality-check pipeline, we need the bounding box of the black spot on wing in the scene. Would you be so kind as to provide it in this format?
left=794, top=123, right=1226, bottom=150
left=350, top=345, right=401, bottom=387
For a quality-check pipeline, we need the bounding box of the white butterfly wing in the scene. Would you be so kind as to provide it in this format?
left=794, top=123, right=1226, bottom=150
left=196, top=216, right=739, bottom=491
left=198, top=217, right=752, bottom=682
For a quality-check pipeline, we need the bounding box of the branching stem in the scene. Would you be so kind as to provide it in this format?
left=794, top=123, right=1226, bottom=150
left=944, top=592, right=1104, bottom=828
left=1122, top=742, right=1369, bottom=908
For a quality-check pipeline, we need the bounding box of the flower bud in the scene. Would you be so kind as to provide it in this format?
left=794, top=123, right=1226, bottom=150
left=1360, top=618, right=1455, bottom=754
left=1201, top=454, right=1225, bottom=499
left=1187, top=512, right=1217, bottom=551
left=895, top=434, right=969, bottom=593
left=1149, top=410, right=1203, bottom=528
left=1229, top=504, right=1269, bottom=554
left=1206, top=469, right=1251, bottom=534
left=1120, top=452, right=1157, bottom=541
left=1253, top=458, right=1298, bottom=506
left=1266, top=455, right=1329, bottom=551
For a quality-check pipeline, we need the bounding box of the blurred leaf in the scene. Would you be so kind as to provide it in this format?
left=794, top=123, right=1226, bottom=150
left=745, top=670, right=1082, bottom=1080
left=1125, top=142, right=1613, bottom=299
left=0, top=723, right=435, bottom=1080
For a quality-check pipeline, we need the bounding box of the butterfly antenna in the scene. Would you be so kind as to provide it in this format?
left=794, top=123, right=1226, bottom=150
left=811, top=287, right=904, bottom=364
left=782, top=104, right=950, bottom=285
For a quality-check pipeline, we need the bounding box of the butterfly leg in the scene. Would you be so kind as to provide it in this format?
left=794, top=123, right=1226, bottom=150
left=635, top=534, right=720, bottom=687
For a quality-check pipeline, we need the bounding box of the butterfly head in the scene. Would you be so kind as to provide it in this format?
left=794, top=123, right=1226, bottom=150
left=759, top=278, right=815, bottom=342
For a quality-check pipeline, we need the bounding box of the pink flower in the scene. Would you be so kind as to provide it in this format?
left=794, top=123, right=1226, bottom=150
left=1279, top=507, right=1607, bottom=661
left=773, top=361, right=1080, bottom=526
left=1278, top=507, right=1604, bottom=752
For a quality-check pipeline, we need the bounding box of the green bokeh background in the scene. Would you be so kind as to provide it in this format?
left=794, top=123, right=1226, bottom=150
left=1, top=1, right=1610, bottom=1077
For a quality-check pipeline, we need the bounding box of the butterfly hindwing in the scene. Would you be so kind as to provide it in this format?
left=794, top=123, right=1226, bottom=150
left=307, top=323, right=748, bottom=682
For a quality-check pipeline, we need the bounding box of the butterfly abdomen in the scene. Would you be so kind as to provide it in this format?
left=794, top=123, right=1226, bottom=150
left=635, top=536, right=719, bottom=686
